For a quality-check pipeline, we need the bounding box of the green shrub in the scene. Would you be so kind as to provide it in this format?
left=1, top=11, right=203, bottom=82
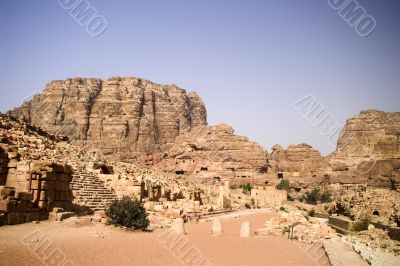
left=353, top=219, right=370, bottom=232
left=239, top=183, right=252, bottom=195
left=244, top=203, right=251, bottom=209
left=320, top=190, right=332, bottom=203
left=276, top=179, right=290, bottom=191
left=303, top=188, right=320, bottom=204
left=106, top=197, right=149, bottom=231
left=303, top=188, right=332, bottom=205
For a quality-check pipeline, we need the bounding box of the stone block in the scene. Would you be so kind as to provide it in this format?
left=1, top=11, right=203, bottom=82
left=26, top=211, right=40, bottom=222
left=37, top=200, right=48, bottom=209
left=0, top=200, right=17, bottom=212
left=16, top=191, right=31, bottom=201
left=7, top=213, right=19, bottom=225
left=57, top=212, right=75, bottom=221
left=0, top=186, right=15, bottom=200
left=56, top=182, right=69, bottom=191
left=0, top=213, right=5, bottom=226
left=41, top=172, right=58, bottom=181
left=42, top=181, right=56, bottom=190
left=17, top=201, right=28, bottom=212
left=46, top=190, right=55, bottom=201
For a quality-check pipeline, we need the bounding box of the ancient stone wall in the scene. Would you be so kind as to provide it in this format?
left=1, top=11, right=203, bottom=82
left=0, top=162, right=74, bottom=226
left=0, top=187, right=42, bottom=225
left=27, top=162, right=74, bottom=212
left=0, top=146, right=7, bottom=185
left=250, top=186, right=287, bottom=207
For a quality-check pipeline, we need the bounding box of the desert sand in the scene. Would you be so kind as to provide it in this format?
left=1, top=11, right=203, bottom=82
left=0, top=211, right=328, bottom=266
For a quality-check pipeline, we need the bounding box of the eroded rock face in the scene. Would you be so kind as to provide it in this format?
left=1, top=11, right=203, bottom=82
left=331, top=188, right=400, bottom=227
left=9, top=77, right=207, bottom=161
left=0, top=146, right=8, bottom=185
left=268, top=144, right=331, bottom=188
left=329, top=110, right=400, bottom=186
left=150, top=124, right=269, bottom=181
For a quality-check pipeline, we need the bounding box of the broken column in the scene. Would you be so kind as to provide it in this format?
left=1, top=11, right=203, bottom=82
left=211, top=218, right=223, bottom=236
left=240, top=221, right=251, bottom=237
left=172, top=218, right=186, bottom=235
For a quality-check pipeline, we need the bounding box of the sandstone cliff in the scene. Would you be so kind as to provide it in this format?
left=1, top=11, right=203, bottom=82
left=149, top=124, right=269, bottom=181
left=268, top=144, right=331, bottom=188
left=9, top=77, right=207, bottom=161
left=329, top=109, right=400, bottom=186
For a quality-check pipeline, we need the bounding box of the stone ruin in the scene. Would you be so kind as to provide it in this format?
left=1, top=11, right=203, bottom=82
left=250, top=186, right=287, bottom=208
left=0, top=162, right=73, bottom=225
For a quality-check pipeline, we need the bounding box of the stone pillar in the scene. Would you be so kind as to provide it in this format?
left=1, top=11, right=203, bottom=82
left=172, top=218, right=185, bottom=235
left=160, top=185, right=165, bottom=198
left=240, top=221, right=251, bottom=238
left=211, top=218, right=223, bottom=236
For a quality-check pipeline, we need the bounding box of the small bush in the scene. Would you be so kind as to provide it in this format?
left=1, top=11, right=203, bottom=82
left=353, top=219, right=370, bottom=232
left=276, top=179, right=290, bottom=191
left=303, top=188, right=332, bottom=205
left=320, top=190, right=332, bottom=203
left=251, top=198, right=256, bottom=207
left=106, top=197, right=149, bottom=231
left=303, top=188, right=320, bottom=204
left=245, top=203, right=251, bottom=209
left=239, top=183, right=252, bottom=195
left=308, top=209, right=316, bottom=217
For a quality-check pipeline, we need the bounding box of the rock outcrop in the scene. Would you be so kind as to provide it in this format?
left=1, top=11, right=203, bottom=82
left=9, top=77, right=207, bottom=161
left=268, top=144, right=331, bottom=188
left=329, top=110, right=400, bottom=186
left=150, top=124, right=269, bottom=182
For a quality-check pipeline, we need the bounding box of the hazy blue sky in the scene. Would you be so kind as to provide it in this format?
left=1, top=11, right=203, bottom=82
left=1, top=0, right=399, bottom=155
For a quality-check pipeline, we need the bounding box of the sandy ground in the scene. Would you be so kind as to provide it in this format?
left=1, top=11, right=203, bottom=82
left=0, top=211, right=329, bottom=266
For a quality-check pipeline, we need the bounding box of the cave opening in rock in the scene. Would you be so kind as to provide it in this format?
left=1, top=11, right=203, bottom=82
left=200, top=167, right=208, bottom=172
left=277, top=173, right=283, bottom=179
left=100, top=166, right=113, bottom=175
left=175, top=170, right=185, bottom=175
left=373, top=210, right=380, bottom=216
left=213, top=176, right=221, bottom=183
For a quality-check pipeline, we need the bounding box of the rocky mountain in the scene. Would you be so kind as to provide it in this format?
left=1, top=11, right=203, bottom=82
left=148, top=124, right=269, bottom=182
left=9, top=77, right=207, bottom=161
left=268, top=143, right=331, bottom=188
left=329, top=110, right=400, bottom=186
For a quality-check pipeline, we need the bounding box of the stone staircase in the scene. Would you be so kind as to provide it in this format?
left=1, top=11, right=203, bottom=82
left=71, top=170, right=118, bottom=211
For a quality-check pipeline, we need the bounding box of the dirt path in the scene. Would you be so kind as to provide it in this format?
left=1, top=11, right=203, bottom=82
left=0, top=211, right=329, bottom=266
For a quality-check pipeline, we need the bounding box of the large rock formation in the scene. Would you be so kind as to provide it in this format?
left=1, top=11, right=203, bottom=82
left=150, top=124, right=269, bottom=182
left=9, top=77, right=207, bottom=161
left=268, top=144, right=331, bottom=188
left=329, top=110, right=400, bottom=186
